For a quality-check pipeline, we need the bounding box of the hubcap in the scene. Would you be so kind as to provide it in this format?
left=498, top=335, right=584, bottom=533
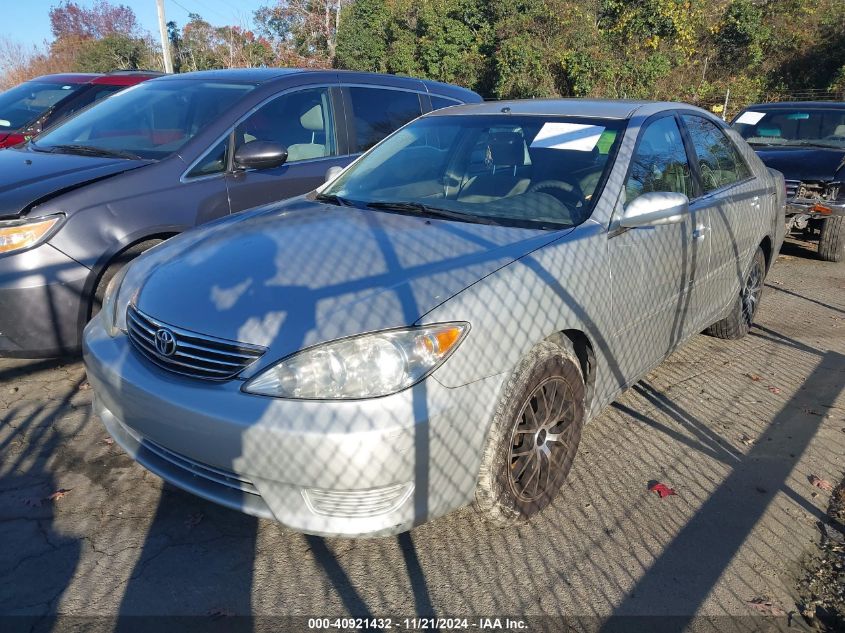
left=741, top=258, right=763, bottom=326
left=508, top=377, right=575, bottom=503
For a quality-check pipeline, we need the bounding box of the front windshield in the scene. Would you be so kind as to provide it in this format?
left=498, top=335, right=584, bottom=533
left=732, top=107, right=845, bottom=148
left=0, top=81, right=85, bottom=130
left=34, top=79, right=256, bottom=160
left=323, top=114, right=625, bottom=228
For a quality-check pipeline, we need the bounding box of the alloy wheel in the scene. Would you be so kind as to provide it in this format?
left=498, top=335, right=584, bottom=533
left=741, top=257, right=764, bottom=326
left=507, top=376, right=576, bottom=503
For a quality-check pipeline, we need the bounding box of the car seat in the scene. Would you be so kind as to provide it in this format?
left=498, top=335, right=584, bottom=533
left=457, top=131, right=531, bottom=202
left=287, top=103, right=327, bottom=162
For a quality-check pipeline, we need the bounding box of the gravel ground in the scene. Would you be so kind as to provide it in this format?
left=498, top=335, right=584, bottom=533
left=0, top=237, right=843, bottom=632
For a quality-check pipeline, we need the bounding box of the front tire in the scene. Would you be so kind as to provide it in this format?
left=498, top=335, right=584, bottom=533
left=475, top=340, right=586, bottom=526
left=706, top=247, right=766, bottom=340
left=90, top=239, right=163, bottom=318
left=818, top=216, right=844, bottom=262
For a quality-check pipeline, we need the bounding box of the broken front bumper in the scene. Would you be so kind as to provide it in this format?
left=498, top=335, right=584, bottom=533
left=786, top=198, right=845, bottom=218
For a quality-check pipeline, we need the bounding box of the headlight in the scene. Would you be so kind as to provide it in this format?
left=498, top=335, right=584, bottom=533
left=0, top=215, right=63, bottom=255
left=99, top=263, right=131, bottom=337
left=243, top=323, right=468, bottom=400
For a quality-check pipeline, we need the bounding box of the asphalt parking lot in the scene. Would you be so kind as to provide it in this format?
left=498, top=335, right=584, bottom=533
left=1, top=237, right=843, bottom=631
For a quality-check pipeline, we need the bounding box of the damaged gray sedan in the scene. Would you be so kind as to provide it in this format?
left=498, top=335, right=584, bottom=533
left=83, top=99, right=784, bottom=536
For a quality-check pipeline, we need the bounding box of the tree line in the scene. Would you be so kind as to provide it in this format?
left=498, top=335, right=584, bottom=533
left=1, top=0, right=843, bottom=117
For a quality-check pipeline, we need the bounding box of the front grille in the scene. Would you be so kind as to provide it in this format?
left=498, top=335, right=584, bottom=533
left=785, top=179, right=800, bottom=199
left=141, top=436, right=260, bottom=496
left=303, top=483, right=414, bottom=518
left=127, top=305, right=265, bottom=380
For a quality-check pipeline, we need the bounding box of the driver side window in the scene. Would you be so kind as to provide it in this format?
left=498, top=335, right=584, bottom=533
left=626, top=116, right=693, bottom=204
left=235, top=87, right=335, bottom=164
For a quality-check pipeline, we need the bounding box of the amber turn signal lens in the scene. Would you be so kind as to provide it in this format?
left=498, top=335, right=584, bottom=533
left=0, top=216, right=62, bottom=254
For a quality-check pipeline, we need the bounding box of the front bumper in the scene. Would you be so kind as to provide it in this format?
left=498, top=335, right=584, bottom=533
left=785, top=198, right=845, bottom=218
left=0, top=243, right=90, bottom=357
left=83, top=316, right=504, bottom=537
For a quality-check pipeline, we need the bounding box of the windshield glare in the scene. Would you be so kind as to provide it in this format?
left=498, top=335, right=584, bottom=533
left=34, top=80, right=256, bottom=160
left=324, top=115, right=624, bottom=228
left=0, top=81, right=84, bottom=130
left=732, top=108, right=845, bottom=148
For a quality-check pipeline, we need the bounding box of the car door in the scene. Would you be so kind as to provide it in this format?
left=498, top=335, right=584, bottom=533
left=680, top=113, right=759, bottom=319
left=225, top=85, right=350, bottom=213
left=608, top=113, right=706, bottom=382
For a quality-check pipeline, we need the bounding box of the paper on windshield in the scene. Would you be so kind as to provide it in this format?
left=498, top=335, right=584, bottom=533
left=530, top=123, right=605, bottom=151
left=735, top=111, right=766, bottom=125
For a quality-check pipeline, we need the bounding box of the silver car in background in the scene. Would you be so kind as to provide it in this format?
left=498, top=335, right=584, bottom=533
left=83, top=100, right=785, bottom=537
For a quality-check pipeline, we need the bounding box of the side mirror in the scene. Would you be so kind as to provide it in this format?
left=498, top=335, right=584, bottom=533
left=620, top=191, right=689, bottom=228
left=234, top=141, right=288, bottom=170
left=324, top=165, right=344, bottom=183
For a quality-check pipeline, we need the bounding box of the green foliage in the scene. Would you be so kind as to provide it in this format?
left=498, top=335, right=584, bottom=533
left=72, top=34, right=148, bottom=72
left=715, top=0, right=766, bottom=70
left=334, top=0, right=390, bottom=72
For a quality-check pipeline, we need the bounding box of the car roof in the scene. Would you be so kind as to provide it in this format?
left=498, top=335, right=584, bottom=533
left=32, top=73, right=102, bottom=85
left=427, top=98, right=708, bottom=120
left=741, top=101, right=845, bottom=110
left=152, top=68, right=480, bottom=96
left=31, top=71, right=165, bottom=86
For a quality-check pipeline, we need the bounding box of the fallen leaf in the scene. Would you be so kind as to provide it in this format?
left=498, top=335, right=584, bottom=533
left=102, top=437, right=114, bottom=446
left=78, top=382, right=91, bottom=391
left=740, top=434, right=754, bottom=446
left=185, top=512, right=204, bottom=529
left=47, top=488, right=72, bottom=502
left=746, top=373, right=762, bottom=382
left=768, top=386, right=782, bottom=395
left=747, top=598, right=786, bottom=617
left=648, top=481, right=677, bottom=498
left=809, top=475, right=833, bottom=492
left=207, top=608, right=234, bottom=619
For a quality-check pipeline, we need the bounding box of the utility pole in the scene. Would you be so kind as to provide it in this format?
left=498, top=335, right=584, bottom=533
left=156, top=0, right=174, bottom=74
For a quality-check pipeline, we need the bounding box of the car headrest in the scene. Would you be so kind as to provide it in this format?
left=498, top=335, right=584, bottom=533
left=486, top=132, right=524, bottom=168
left=833, top=124, right=845, bottom=137
left=300, top=104, right=324, bottom=132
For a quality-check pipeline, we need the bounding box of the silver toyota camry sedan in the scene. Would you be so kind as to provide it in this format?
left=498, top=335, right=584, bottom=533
left=84, top=99, right=785, bottom=537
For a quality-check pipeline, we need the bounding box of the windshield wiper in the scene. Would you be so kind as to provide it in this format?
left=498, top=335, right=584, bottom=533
left=45, top=144, right=142, bottom=160
left=315, top=192, right=353, bottom=206
left=365, top=201, right=499, bottom=225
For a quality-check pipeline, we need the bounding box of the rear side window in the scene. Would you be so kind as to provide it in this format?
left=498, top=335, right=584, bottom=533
left=626, top=115, right=693, bottom=204
left=682, top=114, right=750, bottom=193
left=431, top=95, right=460, bottom=111
left=348, top=87, right=422, bottom=152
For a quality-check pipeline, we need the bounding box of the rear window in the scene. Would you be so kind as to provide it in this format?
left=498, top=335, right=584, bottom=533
left=0, top=81, right=86, bottom=130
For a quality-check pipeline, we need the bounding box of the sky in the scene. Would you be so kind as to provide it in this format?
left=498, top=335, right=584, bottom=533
left=7, top=0, right=269, bottom=48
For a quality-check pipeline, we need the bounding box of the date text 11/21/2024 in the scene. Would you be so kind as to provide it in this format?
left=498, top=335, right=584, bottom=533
left=307, top=617, right=529, bottom=630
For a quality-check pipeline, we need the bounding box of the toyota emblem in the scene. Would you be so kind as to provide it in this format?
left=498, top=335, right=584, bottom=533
left=154, top=328, right=177, bottom=357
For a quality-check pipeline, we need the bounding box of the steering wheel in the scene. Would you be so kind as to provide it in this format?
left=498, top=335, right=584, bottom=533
left=528, top=180, right=584, bottom=208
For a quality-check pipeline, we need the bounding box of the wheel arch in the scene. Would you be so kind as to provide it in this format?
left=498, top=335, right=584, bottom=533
left=76, top=230, right=181, bottom=331
left=546, top=328, right=596, bottom=414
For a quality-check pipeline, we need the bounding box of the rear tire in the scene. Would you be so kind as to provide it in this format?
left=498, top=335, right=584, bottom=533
left=818, top=216, right=844, bottom=262
left=705, top=247, right=766, bottom=340
left=475, top=339, right=586, bottom=526
left=90, top=239, right=163, bottom=318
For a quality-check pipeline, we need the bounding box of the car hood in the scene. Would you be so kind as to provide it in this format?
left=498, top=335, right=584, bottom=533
left=0, top=147, right=149, bottom=219
left=752, top=145, right=845, bottom=182
left=134, top=198, right=566, bottom=360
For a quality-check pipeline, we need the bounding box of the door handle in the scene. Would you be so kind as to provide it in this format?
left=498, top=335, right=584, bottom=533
left=693, top=225, right=710, bottom=241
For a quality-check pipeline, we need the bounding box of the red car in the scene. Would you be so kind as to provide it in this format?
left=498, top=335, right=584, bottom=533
left=0, top=70, right=163, bottom=148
